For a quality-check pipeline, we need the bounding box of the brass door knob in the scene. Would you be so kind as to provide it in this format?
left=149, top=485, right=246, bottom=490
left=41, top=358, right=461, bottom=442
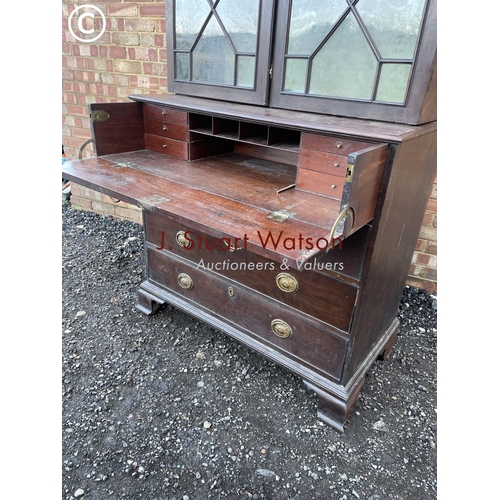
left=176, top=231, right=193, bottom=249
left=276, top=273, right=299, bottom=293
left=271, top=319, right=292, bottom=338
left=177, top=273, right=193, bottom=289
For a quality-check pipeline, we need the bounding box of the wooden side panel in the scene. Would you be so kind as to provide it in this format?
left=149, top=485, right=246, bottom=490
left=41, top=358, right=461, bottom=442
left=343, top=144, right=389, bottom=236
left=343, top=131, right=437, bottom=383
left=89, top=102, right=145, bottom=156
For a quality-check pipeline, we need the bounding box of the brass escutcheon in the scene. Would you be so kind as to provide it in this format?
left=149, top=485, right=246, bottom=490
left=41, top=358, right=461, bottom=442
left=271, top=319, right=292, bottom=339
left=276, top=273, right=299, bottom=293
left=227, top=286, right=234, bottom=297
left=176, top=231, right=193, bottom=249
left=177, top=273, right=193, bottom=289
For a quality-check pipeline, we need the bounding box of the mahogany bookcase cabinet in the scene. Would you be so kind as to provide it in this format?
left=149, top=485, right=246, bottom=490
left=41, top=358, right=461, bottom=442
left=63, top=0, right=437, bottom=432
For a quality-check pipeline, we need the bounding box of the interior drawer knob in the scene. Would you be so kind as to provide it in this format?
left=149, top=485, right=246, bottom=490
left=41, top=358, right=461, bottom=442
left=276, top=273, right=299, bottom=293
left=176, top=231, right=193, bottom=249
left=177, top=273, right=193, bottom=290
left=271, top=319, right=292, bottom=339
left=162, top=125, right=168, bottom=131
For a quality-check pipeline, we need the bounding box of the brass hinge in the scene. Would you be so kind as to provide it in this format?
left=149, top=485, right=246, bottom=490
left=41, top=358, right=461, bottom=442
left=90, top=110, right=110, bottom=123
left=268, top=209, right=294, bottom=222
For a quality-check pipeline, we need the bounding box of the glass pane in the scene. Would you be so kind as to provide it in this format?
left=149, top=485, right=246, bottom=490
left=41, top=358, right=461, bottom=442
left=287, top=0, right=346, bottom=55
left=216, top=0, right=259, bottom=53
left=309, top=12, right=377, bottom=99
left=175, top=52, right=190, bottom=80
left=376, top=63, right=411, bottom=103
left=356, top=0, right=426, bottom=59
left=175, top=0, right=211, bottom=50
left=192, top=15, right=235, bottom=85
left=236, top=55, right=255, bottom=88
left=283, top=58, right=308, bottom=93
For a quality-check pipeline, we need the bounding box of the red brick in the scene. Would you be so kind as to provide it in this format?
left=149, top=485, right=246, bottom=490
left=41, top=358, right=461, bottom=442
left=155, top=34, right=165, bottom=47
left=109, top=46, right=127, bottom=59
left=414, top=238, right=427, bottom=252
left=156, top=19, right=166, bottom=32
left=108, top=3, right=138, bottom=16
left=68, top=105, right=88, bottom=116
left=139, top=4, right=165, bottom=16
left=426, top=198, right=437, bottom=213
left=419, top=267, right=437, bottom=281
left=415, top=252, right=431, bottom=266
left=99, top=46, right=108, bottom=58
left=421, top=212, right=433, bottom=227
left=426, top=242, right=437, bottom=255
left=128, top=47, right=158, bottom=61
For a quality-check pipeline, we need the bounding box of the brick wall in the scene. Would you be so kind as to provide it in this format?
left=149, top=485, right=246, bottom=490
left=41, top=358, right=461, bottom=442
left=62, top=0, right=437, bottom=293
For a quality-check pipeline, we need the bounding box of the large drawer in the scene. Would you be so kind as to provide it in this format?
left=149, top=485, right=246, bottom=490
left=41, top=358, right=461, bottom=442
left=144, top=212, right=358, bottom=333
left=147, top=248, right=348, bottom=381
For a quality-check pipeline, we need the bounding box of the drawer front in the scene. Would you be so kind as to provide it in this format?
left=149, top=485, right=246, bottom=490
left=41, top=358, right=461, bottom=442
left=147, top=248, right=348, bottom=381
left=144, top=213, right=357, bottom=332
left=144, top=133, right=189, bottom=159
left=298, top=148, right=348, bottom=175
left=143, top=104, right=188, bottom=125
left=301, top=132, right=372, bottom=155
left=296, top=169, right=344, bottom=199
left=144, top=118, right=190, bottom=142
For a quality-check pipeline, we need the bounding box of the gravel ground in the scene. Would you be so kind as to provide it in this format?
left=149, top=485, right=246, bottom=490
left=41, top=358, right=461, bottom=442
left=62, top=202, right=437, bottom=500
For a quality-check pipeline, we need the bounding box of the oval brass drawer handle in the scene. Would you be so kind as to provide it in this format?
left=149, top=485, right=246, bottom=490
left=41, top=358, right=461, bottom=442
left=271, top=319, right=292, bottom=339
left=177, top=273, right=193, bottom=290
left=176, top=231, right=193, bottom=249
left=276, top=273, right=299, bottom=293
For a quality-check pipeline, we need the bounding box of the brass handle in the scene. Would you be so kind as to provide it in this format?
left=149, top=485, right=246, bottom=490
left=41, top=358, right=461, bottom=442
left=336, top=141, right=342, bottom=149
left=162, top=144, right=167, bottom=148
left=161, top=109, right=167, bottom=115
left=176, top=231, right=193, bottom=249
left=276, top=273, right=298, bottom=293
left=177, top=273, right=193, bottom=290
left=271, top=319, right=292, bottom=339
left=162, top=125, right=168, bottom=131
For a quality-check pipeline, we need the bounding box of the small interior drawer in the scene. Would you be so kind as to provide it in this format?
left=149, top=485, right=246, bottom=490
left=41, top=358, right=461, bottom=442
left=143, top=104, right=188, bottom=125
left=296, top=169, right=345, bottom=199
left=144, top=133, right=189, bottom=159
left=301, top=133, right=372, bottom=155
left=299, top=148, right=348, bottom=175
left=144, top=118, right=190, bottom=142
